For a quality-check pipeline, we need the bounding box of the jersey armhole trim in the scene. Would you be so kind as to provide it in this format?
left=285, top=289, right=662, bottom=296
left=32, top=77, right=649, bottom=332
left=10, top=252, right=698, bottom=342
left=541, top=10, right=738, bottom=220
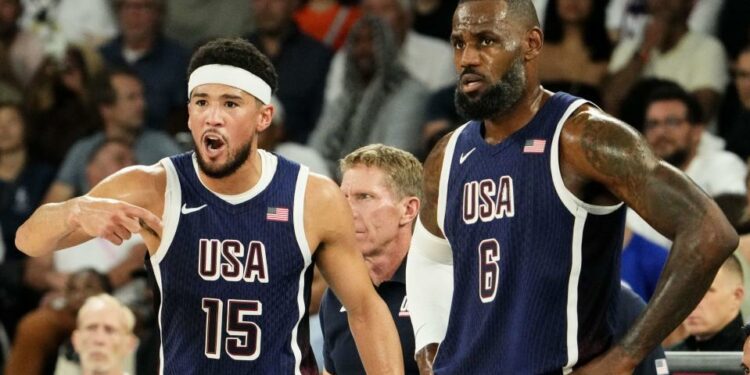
left=151, top=158, right=181, bottom=264
left=550, top=100, right=624, bottom=216
left=437, top=122, right=468, bottom=234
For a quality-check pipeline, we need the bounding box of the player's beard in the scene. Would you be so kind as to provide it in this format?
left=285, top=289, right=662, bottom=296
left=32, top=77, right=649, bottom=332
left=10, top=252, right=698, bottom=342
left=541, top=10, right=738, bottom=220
left=195, top=140, right=253, bottom=179
left=455, top=56, right=526, bottom=120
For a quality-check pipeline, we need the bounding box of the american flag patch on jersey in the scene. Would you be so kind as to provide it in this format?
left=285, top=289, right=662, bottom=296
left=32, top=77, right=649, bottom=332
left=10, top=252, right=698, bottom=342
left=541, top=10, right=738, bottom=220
left=523, top=139, right=546, bottom=153
left=266, top=207, right=289, bottom=222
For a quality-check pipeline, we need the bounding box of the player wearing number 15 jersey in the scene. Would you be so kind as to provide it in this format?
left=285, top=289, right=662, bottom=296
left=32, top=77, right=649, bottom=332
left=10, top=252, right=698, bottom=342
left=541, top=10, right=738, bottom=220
left=15, top=38, right=404, bottom=375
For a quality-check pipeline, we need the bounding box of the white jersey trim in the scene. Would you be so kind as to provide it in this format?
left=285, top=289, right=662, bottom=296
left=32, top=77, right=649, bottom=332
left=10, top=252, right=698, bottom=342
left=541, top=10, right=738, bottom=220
left=191, top=149, right=278, bottom=205
left=437, top=122, right=468, bottom=234
left=550, top=100, right=624, bottom=216
left=562, top=211, right=587, bottom=373
left=151, top=158, right=181, bottom=375
left=291, top=166, right=312, bottom=374
left=152, top=158, right=182, bottom=264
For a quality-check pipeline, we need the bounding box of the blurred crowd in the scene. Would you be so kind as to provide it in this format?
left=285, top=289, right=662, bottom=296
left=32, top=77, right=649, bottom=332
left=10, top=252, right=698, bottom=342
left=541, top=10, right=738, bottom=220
left=0, top=0, right=749, bottom=373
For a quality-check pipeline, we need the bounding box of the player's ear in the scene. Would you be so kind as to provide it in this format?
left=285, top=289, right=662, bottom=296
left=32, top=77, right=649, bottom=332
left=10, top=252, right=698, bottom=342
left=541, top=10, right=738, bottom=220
left=524, top=26, right=543, bottom=61
left=255, top=101, right=274, bottom=133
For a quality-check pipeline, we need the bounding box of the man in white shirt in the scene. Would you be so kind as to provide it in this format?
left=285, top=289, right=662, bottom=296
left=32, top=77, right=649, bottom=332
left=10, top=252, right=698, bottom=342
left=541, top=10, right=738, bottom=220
left=603, top=0, right=728, bottom=122
left=628, top=85, right=746, bottom=247
left=323, top=0, right=455, bottom=105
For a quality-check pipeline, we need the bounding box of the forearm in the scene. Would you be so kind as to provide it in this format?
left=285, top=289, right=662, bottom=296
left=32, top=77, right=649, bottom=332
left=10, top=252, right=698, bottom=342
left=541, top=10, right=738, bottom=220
left=15, top=199, right=85, bottom=257
left=348, top=298, right=404, bottom=375
left=602, top=56, right=646, bottom=116
left=618, top=211, right=738, bottom=362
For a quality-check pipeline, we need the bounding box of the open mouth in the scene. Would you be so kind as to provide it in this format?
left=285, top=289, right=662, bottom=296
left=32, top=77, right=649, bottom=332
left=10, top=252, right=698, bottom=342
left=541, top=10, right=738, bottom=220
left=202, top=133, right=226, bottom=157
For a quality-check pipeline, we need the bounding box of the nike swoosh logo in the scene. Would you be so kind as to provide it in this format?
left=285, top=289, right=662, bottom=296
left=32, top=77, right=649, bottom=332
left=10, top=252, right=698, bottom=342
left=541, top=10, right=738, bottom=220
left=181, top=203, right=207, bottom=215
left=459, top=147, right=476, bottom=164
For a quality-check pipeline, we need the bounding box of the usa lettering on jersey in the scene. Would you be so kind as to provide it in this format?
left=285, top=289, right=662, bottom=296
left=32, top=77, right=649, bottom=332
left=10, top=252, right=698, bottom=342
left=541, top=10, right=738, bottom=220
left=198, top=239, right=269, bottom=283
left=462, top=176, right=515, bottom=224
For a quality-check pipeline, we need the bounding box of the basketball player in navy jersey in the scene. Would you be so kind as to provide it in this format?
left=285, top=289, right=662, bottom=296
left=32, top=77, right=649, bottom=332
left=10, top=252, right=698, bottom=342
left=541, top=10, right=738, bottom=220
left=406, top=0, right=739, bottom=374
left=16, top=38, right=404, bottom=374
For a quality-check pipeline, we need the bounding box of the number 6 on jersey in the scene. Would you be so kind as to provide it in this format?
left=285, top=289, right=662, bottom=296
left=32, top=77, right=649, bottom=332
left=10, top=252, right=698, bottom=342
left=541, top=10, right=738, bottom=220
left=478, top=239, right=500, bottom=303
left=202, top=298, right=262, bottom=360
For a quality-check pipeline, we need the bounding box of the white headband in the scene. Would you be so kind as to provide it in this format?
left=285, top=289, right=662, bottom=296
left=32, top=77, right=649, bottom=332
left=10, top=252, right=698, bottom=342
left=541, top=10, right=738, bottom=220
left=187, top=64, right=272, bottom=104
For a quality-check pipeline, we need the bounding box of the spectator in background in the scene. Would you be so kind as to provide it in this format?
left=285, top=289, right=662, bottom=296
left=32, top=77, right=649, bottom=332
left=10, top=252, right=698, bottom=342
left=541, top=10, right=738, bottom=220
left=0, top=0, right=44, bottom=88
left=604, top=0, right=728, bottom=122
left=246, top=0, right=332, bottom=144
left=628, top=85, right=746, bottom=248
left=5, top=269, right=111, bottom=375
left=538, top=0, right=613, bottom=105
left=258, top=97, right=331, bottom=178
left=309, top=16, right=428, bottom=173
left=620, top=228, right=668, bottom=302
left=19, top=0, right=116, bottom=49
left=324, top=0, right=455, bottom=104
left=719, top=45, right=750, bottom=161
left=0, top=96, right=56, bottom=339
left=412, top=0, right=457, bottom=41
left=25, top=46, right=97, bottom=166
left=606, top=0, right=724, bottom=44
left=672, top=255, right=745, bottom=351
left=43, top=68, right=181, bottom=203
left=56, top=294, right=138, bottom=375
left=295, top=0, right=362, bottom=51
left=100, top=0, right=189, bottom=133
left=163, top=0, right=254, bottom=49
left=717, top=0, right=750, bottom=62
left=420, top=85, right=465, bottom=161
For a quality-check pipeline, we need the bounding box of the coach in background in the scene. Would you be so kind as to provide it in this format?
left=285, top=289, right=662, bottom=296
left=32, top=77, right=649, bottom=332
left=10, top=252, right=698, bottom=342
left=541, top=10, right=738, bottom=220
left=320, top=144, right=421, bottom=374
left=673, top=255, right=745, bottom=351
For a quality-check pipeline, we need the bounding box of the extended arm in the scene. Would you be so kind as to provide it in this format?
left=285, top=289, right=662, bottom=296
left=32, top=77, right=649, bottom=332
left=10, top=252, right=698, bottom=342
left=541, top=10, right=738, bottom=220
left=562, top=107, right=739, bottom=372
left=309, top=175, right=404, bottom=375
left=15, top=165, right=164, bottom=257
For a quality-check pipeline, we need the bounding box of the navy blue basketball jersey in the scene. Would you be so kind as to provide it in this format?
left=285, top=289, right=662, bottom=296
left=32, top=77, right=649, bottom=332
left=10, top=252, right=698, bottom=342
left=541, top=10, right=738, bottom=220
left=434, top=92, right=626, bottom=374
left=147, top=150, right=317, bottom=374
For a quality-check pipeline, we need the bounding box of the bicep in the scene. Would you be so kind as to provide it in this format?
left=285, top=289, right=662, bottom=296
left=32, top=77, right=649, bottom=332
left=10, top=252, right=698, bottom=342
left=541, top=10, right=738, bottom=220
left=564, top=111, right=715, bottom=240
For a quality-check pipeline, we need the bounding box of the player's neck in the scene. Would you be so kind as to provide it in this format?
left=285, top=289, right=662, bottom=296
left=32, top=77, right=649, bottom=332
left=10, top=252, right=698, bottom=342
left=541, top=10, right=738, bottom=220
left=199, top=148, right=264, bottom=195
left=483, top=84, right=547, bottom=144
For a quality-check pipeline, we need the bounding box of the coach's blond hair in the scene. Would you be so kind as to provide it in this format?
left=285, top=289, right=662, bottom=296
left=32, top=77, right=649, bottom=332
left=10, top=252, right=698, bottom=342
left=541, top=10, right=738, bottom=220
left=340, top=144, right=423, bottom=201
left=77, top=294, right=136, bottom=333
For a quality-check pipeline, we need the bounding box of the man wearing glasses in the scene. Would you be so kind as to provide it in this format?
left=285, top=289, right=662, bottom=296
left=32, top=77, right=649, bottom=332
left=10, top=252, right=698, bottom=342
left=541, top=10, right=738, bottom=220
left=627, top=84, right=747, bottom=248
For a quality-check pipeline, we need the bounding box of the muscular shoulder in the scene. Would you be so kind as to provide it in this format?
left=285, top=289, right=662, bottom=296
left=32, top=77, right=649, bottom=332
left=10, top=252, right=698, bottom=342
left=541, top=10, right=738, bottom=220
left=557, top=105, right=662, bottom=206
left=421, top=131, right=454, bottom=236
left=560, top=105, right=657, bottom=181
left=303, top=173, right=353, bottom=246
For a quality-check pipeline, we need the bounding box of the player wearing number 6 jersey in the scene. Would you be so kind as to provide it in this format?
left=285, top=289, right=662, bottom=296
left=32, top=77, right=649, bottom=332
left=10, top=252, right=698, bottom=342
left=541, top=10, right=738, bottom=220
left=406, top=1, right=738, bottom=374
left=15, top=38, right=404, bottom=375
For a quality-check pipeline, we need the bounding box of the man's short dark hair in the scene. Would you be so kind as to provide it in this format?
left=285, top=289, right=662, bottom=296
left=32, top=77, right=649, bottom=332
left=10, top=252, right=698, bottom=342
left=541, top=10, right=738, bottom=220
left=187, top=38, right=278, bottom=98
left=645, top=85, right=704, bottom=124
left=457, top=0, right=540, bottom=28
left=89, top=67, right=141, bottom=109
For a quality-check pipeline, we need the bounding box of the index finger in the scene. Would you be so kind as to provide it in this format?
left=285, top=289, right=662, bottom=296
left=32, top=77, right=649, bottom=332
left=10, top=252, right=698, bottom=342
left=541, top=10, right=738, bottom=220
left=121, top=203, right=163, bottom=234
